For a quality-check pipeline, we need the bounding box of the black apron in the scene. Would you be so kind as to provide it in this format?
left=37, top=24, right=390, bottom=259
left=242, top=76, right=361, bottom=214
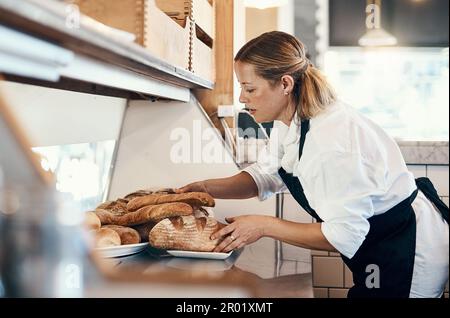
left=278, top=120, right=449, bottom=298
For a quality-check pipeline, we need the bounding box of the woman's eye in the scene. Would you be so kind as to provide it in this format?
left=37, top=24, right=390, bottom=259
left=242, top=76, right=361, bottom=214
left=246, top=89, right=255, bottom=93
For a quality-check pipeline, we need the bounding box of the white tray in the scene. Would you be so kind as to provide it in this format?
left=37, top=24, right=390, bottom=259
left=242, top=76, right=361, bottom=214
left=96, top=243, right=149, bottom=258
left=166, top=250, right=233, bottom=260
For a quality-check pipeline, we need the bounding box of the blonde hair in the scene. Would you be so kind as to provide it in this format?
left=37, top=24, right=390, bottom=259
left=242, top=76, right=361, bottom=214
left=235, top=31, right=336, bottom=121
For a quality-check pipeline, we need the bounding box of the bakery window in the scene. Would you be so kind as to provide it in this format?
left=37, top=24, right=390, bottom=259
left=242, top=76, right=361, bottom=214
left=0, top=80, right=126, bottom=212
left=32, top=140, right=116, bottom=211
left=324, top=47, right=449, bottom=141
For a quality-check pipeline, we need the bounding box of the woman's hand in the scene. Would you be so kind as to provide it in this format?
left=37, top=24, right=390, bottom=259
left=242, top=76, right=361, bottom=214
left=174, top=172, right=258, bottom=200
left=175, top=181, right=209, bottom=194
left=211, top=215, right=271, bottom=253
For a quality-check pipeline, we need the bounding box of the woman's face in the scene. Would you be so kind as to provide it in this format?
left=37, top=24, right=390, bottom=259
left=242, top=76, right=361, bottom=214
left=234, top=61, right=291, bottom=124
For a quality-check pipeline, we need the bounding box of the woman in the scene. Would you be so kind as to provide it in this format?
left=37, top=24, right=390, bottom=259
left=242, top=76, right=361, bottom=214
left=177, top=31, right=449, bottom=298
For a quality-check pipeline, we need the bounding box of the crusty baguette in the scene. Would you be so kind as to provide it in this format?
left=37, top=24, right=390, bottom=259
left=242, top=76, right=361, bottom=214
left=94, top=228, right=121, bottom=248
left=96, top=200, right=114, bottom=210
left=93, top=209, right=117, bottom=225
left=124, top=189, right=154, bottom=200
left=94, top=202, right=193, bottom=226
left=127, top=192, right=215, bottom=211
left=123, top=188, right=175, bottom=200
left=102, top=225, right=140, bottom=245
left=95, top=199, right=129, bottom=216
left=132, top=222, right=157, bottom=242
left=134, top=202, right=194, bottom=223
left=149, top=216, right=225, bottom=252
left=154, top=188, right=176, bottom=194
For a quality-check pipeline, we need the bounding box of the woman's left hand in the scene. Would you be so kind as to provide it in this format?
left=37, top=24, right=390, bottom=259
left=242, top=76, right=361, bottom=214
left=211, top=215, right=270, bottom=253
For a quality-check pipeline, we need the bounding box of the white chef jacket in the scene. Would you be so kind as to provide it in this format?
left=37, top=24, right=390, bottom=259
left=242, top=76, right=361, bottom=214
left=244, top=100, right=449, bottom=298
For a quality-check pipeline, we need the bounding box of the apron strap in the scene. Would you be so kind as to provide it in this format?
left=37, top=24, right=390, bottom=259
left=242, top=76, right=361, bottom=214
left=415, top=177, right=449, bottom=224
left=298, top=120, right=310, bottom=159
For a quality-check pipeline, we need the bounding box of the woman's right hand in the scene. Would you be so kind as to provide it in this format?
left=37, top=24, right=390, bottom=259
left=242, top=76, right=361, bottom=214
left=175, top=172, right=257, bottom=200
left=175, top=181, right=209, bottom=194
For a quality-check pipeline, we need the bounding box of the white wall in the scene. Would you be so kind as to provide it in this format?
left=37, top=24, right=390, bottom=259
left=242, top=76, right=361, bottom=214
left=278, top=0, right=295, bottom=34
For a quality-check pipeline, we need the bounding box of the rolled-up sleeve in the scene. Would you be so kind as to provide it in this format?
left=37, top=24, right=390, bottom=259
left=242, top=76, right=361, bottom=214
left=244, top=163, right=286, bottom=201
left=319, top=200, right=371, bottom=259
left=243, top=123, right=288, bottom=201
left=300, top=151, right=382, bottom=259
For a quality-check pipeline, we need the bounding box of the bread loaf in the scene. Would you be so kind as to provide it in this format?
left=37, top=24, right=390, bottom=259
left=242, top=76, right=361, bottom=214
left=96, top=199, right=129, bottom=216
left=154, top=188, right=176, bottom=194
left=149, top=216, right=225, bottom=252
left=127, top=192, right=215, bottom=211
left=93, top=209, right=117, bottom=225
left=84, top=211, right=101, bottom=231
left=124, top=189, right=154, bottom=200
left=94, top=228, right=121, bottom=248
left=102, top=225, right=140, bottom=245
left=96, top=200, right=114, bottom=210
left=132, top=222, right=157, bottom=242
left=134, top=202, right=194, bottom=223
left=94, top=202, right=193, bottom=226
left=124, top=188, right=175, bottom=200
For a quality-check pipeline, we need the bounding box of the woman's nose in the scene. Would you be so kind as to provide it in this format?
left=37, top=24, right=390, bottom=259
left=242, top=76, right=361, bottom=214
left=239, top=91, right=248, bottom=104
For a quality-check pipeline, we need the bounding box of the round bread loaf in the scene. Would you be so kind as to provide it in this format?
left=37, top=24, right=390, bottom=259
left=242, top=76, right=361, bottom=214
left=149, top=216, right=224, bottom=252
left=84, top=211, right=101, bottom=231
left=94, top=228, right=121, bottom=248
left=103, top=225, right=140, bottom=245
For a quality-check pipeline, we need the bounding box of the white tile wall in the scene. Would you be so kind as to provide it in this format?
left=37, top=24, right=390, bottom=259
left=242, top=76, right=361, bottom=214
left=427, top=165, right=449, bottom=196
left=407, top=165, right=427, bottom=178
left=279, top=260, right=300, bottom=276
left=344, top=265, right=354, bottom=288
left=311, top=250, right=329, bottom=256
left=281, top=243, right=312, bottom=262
left=329, top=252, right=340, bottom=257
left=312, top=256, right=344, bottom=288
left=282, top=193, right=313, bottom=223
left=280, top=193, right=315, bottom=261
left=329, top=288, right=349, bottom=298
left=313, top=288, right=328, bottom=298
left=279, top=259, right=312, bottom=276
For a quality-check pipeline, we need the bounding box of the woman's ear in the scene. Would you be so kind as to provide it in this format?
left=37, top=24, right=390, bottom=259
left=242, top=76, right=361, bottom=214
left=281, top=75, right=295, bottom=95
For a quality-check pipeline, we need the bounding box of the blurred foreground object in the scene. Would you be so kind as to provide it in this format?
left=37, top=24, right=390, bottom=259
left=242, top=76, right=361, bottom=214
left=0, top=84, right=88, bottom=297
